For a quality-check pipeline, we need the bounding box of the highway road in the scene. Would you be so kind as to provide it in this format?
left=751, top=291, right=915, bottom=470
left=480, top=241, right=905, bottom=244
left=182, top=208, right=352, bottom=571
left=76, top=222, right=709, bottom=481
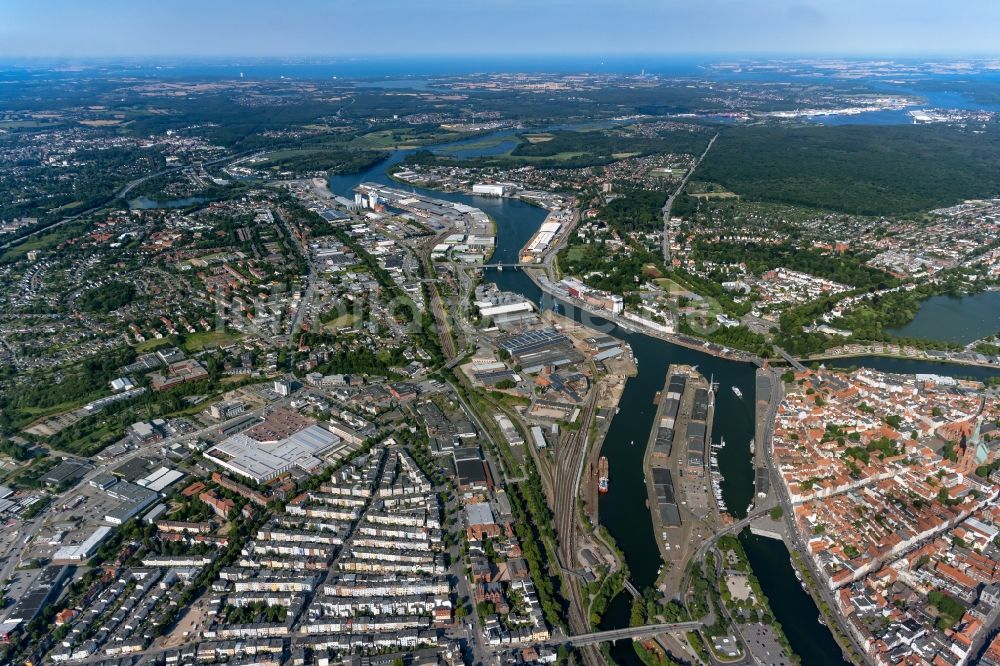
left=661, top=133, right=718, bottom=264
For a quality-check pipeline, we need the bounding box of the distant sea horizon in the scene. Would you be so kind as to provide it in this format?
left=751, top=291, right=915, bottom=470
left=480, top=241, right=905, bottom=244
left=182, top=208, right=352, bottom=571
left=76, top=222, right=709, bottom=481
left=0, top=54, right=711, bottom=80
left=5, top=53, right=1000, bottom=82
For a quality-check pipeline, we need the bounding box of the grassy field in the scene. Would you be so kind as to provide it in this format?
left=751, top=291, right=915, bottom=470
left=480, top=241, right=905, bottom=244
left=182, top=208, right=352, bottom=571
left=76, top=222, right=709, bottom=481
left=183, top=329, right=241, bottom=352
left=1, top=222, right=88, bottom=262
left=18, top=401, right=85, bottom=428
left=259, top=147, right=318, bottom=160
left=300, top=123, right=343, bottom=132
left=644, top=263, right=665, bottom=278
left=323, top=313, right=359, bottom=331
left=523, top=133, right=554, bottom=143
left=654, top=277, right=688, bottom=293
left=691, top=191, right=739, bottom=200
left=0, top=119, right=60, bottom=129
left=685, top=180, right=739, bottom=199
left=51, top=200, right=88, bottom=213
left=134, top=337, right=173, bottom=353
left=353, top=128, right=469, bottom=149
left=517, top=151, right=588, bottom=162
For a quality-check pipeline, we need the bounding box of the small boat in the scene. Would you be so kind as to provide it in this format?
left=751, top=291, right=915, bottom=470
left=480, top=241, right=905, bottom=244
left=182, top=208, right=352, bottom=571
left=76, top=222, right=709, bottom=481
left=630, top=439, right=635, bottom=446
left=731, top=386, right=743, bottom=399
left=598, top=457, right=609, bottom=494
left=749, top=439, right=755, bottom=455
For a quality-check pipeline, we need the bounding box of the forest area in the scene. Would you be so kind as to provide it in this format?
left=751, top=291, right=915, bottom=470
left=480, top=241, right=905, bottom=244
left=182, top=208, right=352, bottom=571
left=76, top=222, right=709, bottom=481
left=698, top=124, right=1000, bottom=215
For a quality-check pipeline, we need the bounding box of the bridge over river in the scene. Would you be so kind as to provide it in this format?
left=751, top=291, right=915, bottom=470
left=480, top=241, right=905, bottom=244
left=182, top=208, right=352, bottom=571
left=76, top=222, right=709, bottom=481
left=505, top=620, right=705, bottom=652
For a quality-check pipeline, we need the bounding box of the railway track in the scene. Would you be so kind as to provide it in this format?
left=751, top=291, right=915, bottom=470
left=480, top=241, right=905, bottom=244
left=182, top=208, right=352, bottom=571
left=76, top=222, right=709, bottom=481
left=420, top=240, right=457, bottom=360
left=551, top=394, right=605, bottom=665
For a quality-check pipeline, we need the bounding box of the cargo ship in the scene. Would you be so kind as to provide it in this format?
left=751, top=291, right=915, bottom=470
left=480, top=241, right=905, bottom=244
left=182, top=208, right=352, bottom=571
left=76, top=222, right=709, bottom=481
left=598, top=457, right=609, bottom=494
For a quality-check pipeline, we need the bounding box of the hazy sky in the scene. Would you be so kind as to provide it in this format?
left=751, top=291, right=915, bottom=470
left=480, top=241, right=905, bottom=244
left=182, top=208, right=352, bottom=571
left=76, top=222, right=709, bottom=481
left=2, top=0, right=999, bottom=58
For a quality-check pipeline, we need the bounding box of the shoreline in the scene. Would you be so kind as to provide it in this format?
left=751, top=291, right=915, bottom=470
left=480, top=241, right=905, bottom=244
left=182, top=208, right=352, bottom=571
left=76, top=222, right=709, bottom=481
left=522, top=266, right=764, bottom=367
left=806, top=349, right=1000, bottom=372
left=527, top=264, right=1000, bottom=375
left=387, top=167, right=560, bottom=213
left=396, top=166, right=999, bottom=374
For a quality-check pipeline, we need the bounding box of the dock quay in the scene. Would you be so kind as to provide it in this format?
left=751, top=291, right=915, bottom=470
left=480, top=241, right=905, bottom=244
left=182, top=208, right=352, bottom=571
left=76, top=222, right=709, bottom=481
left=643, top=364, right=719, bottom=595
left=747, top=367, right=787, bottom=540
left=751, top=368, right=777, bottom=513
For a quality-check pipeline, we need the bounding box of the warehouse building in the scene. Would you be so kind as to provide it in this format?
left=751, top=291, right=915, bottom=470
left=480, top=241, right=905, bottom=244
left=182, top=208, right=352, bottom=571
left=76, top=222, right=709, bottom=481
left=206, top=420, right=341, bottom=484
left=52, top=526, right=113, bottom=563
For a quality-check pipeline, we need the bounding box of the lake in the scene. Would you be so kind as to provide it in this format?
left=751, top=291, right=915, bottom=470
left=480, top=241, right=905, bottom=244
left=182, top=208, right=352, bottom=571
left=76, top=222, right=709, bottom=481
left=129, top=195, right=208, bottom=209
left=888, top=290, right=1000, bottom=344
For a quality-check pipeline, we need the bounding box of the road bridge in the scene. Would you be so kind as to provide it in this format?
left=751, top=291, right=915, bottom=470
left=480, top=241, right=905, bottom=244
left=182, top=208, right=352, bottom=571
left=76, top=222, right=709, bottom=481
left=539, top=621, right=704, bottom=648
left=481, top=262, right=536, bottom=269
left=662, top=133, right=718, bottom=263
left=773, top=345, right=808, bottom=372
left=622, top=579, right=642, bottom=599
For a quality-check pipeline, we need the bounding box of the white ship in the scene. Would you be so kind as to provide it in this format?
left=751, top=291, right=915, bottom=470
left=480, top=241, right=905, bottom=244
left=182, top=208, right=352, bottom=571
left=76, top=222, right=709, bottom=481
left=731, top=386, right=743, bottom=399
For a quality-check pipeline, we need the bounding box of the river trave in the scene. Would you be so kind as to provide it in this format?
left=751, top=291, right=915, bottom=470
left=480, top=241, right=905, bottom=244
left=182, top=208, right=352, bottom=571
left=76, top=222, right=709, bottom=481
left=319, top=130, right=1000, bottom=665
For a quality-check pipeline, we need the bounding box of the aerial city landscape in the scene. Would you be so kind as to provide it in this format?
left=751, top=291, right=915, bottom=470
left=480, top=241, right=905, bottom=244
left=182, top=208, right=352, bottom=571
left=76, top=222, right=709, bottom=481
left=1, top=2, right=1000, bottom=666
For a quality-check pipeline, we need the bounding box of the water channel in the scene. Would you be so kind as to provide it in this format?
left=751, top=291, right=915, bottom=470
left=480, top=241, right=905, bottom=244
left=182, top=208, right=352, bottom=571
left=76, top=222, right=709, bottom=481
left=326, top=132, right=1000, bottom=664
